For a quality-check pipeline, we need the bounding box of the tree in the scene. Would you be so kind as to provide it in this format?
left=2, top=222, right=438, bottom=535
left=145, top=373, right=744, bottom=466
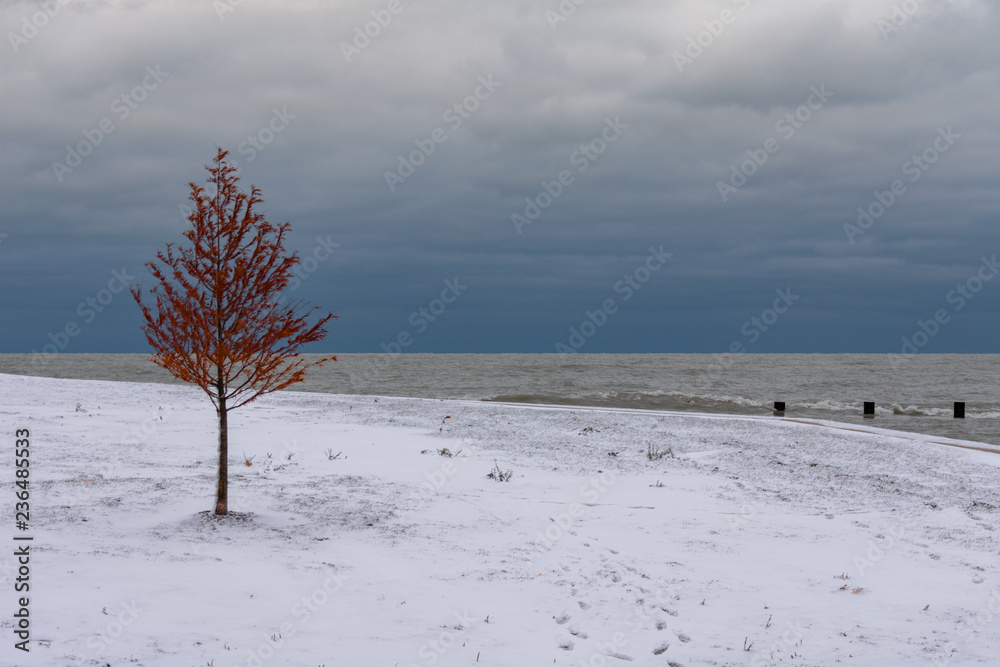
left=132, top=148, right=336, bottom=515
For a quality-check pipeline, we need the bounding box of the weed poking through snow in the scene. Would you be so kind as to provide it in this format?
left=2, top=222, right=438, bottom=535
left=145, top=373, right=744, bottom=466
left=486, top=459, right=513, bottom=482
left=647, top=442, right=674, bottom=460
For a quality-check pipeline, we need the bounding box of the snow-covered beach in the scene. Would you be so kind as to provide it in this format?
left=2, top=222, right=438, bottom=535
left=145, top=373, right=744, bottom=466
left=2, top=372, right=999, bottom=667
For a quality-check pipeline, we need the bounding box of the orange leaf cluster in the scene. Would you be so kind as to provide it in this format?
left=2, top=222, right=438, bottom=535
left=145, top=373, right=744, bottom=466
left=132, top=149, right=336, bottom=413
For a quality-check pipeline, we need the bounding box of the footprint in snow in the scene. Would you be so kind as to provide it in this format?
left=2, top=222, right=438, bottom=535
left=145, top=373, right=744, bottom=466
left=555, top=612, right=571, bottom=625
left=606, top=651, right=634, bottom=661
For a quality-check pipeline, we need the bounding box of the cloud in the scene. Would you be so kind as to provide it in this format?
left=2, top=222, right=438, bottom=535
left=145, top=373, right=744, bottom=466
left=1, top=0, right=998, bottom=353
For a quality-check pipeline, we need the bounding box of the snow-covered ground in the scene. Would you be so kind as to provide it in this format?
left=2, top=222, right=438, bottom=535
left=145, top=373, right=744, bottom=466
left=1, top=372, right=999, bottom=667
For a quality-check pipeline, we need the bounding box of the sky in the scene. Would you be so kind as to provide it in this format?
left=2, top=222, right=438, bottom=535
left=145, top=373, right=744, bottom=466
left=1, top=0, right=998, bottom=354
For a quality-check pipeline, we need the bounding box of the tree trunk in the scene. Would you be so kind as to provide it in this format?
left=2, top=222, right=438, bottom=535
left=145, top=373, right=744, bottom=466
left=215, top=395, right=229, bottom=515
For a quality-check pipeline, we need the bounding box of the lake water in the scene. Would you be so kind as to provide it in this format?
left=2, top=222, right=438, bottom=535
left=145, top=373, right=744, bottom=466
left=1, top=353, right=997, bottom=445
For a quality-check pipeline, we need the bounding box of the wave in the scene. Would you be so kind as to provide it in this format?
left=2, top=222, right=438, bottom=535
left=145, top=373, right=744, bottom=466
left=484, top=392, right=999, bottom=419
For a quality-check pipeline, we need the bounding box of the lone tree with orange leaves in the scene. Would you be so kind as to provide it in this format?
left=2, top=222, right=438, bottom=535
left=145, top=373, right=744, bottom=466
left=132, top=148, right=335, bottom=515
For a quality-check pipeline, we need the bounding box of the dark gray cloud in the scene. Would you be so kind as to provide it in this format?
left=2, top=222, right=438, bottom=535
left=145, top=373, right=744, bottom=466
left=1, top=0, right=997, bottom=355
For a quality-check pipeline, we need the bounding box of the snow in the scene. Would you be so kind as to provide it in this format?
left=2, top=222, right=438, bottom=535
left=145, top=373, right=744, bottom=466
left=1, top=372, right=999, bottom=667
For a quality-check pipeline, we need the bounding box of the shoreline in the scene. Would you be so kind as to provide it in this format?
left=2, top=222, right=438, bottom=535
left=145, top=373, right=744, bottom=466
left=0, top=372, right=1000, bottom=453
left=467, top=397, right=1000, bottom=455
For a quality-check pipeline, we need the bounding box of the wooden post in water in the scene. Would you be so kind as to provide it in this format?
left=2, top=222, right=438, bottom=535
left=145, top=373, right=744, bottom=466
left=863, top=401, right=875, bottom=418
left=954, top=402, right=965, bottom=419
